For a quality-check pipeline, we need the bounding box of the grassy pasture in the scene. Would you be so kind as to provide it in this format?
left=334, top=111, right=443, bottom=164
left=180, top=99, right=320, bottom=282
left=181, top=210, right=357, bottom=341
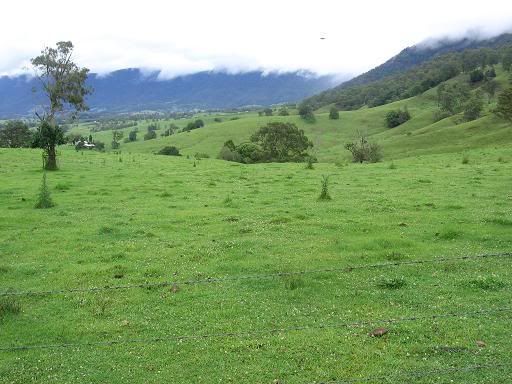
left=72, top=69, right=512, bottom=163
left=1, top=146, right=511, bottom=383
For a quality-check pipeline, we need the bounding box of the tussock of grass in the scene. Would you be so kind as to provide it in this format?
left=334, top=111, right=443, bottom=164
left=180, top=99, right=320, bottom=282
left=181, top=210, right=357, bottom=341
left=465, top=276, right=506, bottom=291
left=0, top=297, right=21, bottom=319
left=376, top=277, right=407, bottom=290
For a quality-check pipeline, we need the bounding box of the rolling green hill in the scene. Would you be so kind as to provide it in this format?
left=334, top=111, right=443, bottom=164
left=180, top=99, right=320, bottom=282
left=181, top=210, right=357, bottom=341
left=72, top=67, right=511, bottom=163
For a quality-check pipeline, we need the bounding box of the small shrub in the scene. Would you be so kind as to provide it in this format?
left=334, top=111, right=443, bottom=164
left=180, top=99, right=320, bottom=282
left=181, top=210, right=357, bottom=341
left=385, top=108, right=411, bottom=128
left=144, top=130, right=157, bottom=141
left=329, top=106, right=340, bottom=120
left=35, top=172, right=54, bottom=209
left=213, top=117, right=223, bottom=123
left=0, top=297, right=21, bottom=319
left=195, top=152, right=210, bottom=159
left=345, top=134, right=382, bottom=163
left=388, top=162, right=397, bottom=169
left=278, top=107, right=289, bottom=116
left=157, top=146, right=181, bottom=156
left=318, top=175, right=331, bottom=201
left=305, top=156, right=314, bottom=169
left=94, top=141, right=105, bottom=151
left=462, top=154, right=469, bottom=164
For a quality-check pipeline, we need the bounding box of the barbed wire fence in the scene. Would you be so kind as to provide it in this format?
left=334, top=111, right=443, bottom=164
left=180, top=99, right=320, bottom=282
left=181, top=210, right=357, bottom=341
left=1, top=306, right=510, bottom=352
left=2, top=252, right=511, bottom=297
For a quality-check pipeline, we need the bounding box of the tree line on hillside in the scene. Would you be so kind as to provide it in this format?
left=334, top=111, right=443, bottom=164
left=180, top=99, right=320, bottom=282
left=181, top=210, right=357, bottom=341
left=305, top=45, right=512, bottom=111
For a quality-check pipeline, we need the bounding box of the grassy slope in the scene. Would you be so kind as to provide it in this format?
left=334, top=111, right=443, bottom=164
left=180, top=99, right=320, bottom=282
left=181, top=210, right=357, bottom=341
left=1, top=147, right=512, bottom=383
left=79, top=69, right=511, bottom=163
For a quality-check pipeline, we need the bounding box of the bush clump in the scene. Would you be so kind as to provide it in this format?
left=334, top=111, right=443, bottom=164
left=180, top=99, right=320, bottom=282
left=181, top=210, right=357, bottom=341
left=219, top=122, right=313, bottom=164
left=385, top=108, right=411, bottom=128
left=345, top=134, right=382, bottom=163
left=157, top=146, right=181, bottom=156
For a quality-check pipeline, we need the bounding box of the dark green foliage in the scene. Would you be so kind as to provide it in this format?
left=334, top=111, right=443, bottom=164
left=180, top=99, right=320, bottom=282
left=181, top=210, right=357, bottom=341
left=495, top=87, right=512, bottom=122
left=485, top=66, right=496, bottom=78
left=194, top=152, right=210, bottom=159
left=94, top=141, right=105, bottom=151
left=345, top=134, right=383, bottom=163
left=298, top=103, right=316, bottom=122
left=32, top=121, right=66, bottom=170
left=385, top=108, right=411, bottom=128
left=263, top=108, right=273, bottom=116
left=213, top=117, right=223, bottom=122
left=482, top=79, right=498, bottom=102
left=306, top=41, right=512, bottom=111
left=157, top=146, right=181, bottom=156
left=235, top=142, right=265, bottom=163
left=329, top=106, right=340, bottom=120
left=463, top=93, right=484, bottom=121
left=35, top=172, right=54, bottom=209
left=144, top=130, right=157, bottom=141
left=218, top=144, right=242, bottom=162
left=128, top=130, right=137, bottom=142
left=437, top=82, right=470, bottom=115
left=220, top=123, right=313, bottom=164
left=183, top=119, right=205, bottom=132
left=250, top=122, right=313, bottom=162
left=111, top=130, right=123, bottom=149
left=0, top=120, right=32, bottom=148
left=147, top=124, right=158, bottom=132
left=277, top=107, right=289, bottom=116
left=502, top=48, right=512, bottom=71
left=469, top=69, right=484, bottom=83
left=305, top=156, right=315, bottom=169
left=318, top=175, right=331, bottom=201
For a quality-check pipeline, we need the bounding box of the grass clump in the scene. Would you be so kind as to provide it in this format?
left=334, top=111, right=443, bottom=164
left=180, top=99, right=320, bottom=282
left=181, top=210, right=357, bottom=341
left=376, top=277, right=407, bottom=290
left=318, top=175, right=332, bottom=201
left=34, top=172, right=54, bottom=209
left=465, top=276, right=506, bottom=291
left=0, top=297, right=21, bottom=319
left=283, top=276, right=305, bottom=290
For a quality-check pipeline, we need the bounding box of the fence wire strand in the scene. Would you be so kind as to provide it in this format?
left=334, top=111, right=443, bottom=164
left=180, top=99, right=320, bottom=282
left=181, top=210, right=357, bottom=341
left=2, top=252, right=511, bottom=297
left=1, top=306, right=510, bottom=352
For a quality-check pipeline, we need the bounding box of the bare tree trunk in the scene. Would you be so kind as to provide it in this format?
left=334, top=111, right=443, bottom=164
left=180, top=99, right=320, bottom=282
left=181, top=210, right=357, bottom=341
left=45, top=145, right=58, bottom=170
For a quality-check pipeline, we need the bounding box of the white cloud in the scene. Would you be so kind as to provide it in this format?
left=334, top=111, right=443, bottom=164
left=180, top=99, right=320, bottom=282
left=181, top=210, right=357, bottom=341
left=0, top=0, right=511, bottom=77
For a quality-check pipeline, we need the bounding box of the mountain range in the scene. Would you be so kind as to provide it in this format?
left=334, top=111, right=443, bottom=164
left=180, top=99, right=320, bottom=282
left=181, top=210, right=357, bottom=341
left=0, top=70, right=337, bottom=118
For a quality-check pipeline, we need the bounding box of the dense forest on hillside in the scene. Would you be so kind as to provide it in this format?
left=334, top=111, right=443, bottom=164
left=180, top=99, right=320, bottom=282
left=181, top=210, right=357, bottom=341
left=306, top=34, right=512, bottom=110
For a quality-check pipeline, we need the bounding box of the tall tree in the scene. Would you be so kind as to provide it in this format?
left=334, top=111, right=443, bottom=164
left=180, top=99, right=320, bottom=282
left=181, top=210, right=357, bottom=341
left=495, top=87, right=512, bottom=123
left=31, top=41, right=92, bottom=170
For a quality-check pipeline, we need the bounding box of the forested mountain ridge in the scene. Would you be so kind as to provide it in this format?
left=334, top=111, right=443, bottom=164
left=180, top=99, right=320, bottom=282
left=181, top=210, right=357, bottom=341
left=306, top=33, right=512, bottom=110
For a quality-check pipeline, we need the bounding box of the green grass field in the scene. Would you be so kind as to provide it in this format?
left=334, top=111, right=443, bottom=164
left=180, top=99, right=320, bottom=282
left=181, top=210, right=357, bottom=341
left=1, top=144, right=511, bottom=382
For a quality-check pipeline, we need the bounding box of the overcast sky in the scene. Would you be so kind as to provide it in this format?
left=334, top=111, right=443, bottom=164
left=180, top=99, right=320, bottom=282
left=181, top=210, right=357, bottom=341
left=1, top=0, right=512, bottom=78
